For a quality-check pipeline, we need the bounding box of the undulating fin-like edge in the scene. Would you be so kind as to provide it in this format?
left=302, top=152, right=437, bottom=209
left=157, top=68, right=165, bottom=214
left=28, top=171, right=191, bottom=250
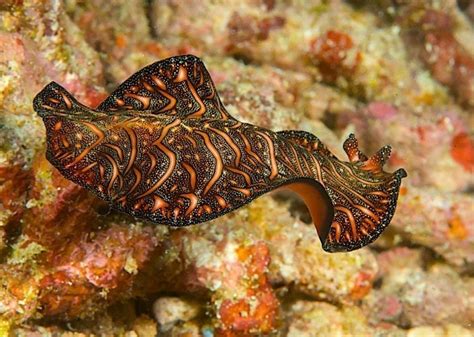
left=33, top=81, right=94, bottom=117
left=33, top=54, right=407, bottom=252
left=97, top=54, right=232, bottom=121
left=317, top=134, right=406, bottom=251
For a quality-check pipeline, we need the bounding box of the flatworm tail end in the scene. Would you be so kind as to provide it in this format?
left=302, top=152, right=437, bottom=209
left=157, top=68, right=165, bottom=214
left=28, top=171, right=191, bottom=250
left=320, top=134, right=407, bottom=252
left=33, top=82, right=85, bottom=118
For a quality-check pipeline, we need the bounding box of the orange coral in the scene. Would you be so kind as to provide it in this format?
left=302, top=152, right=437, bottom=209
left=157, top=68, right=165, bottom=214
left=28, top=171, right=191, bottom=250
left=451, top=132, right=474, bottom=172
left=447, top=213, right=468, bottom=241
left=350, top=271, right=374, bottom=300
left=217, top=242, right=279, bottom=336
left=115, top=34, right=127, bottom=49
left=309, top=30, right=361, bottom=82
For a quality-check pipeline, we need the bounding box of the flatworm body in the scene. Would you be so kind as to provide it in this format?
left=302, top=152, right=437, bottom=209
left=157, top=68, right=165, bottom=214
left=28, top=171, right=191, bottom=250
left=34, top=55, right=406, bottom=252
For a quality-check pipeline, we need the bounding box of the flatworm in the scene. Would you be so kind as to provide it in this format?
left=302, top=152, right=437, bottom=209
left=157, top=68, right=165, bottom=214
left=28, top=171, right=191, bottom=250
left=33, top=55, right=407, bottom=252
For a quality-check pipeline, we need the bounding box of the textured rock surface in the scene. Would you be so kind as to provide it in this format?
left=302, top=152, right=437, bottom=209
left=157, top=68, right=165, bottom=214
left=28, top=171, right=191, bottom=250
left=0, top=0, right=473, bottom=336
left=363, top=247, right=473, bottom=328
left=286, top=300, right=374, bottom=337
left=391, top=187, right=473, bottom=270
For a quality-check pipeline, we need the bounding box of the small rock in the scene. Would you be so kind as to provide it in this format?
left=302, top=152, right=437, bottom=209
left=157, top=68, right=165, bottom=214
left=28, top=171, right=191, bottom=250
left=130, top=315, right=158, bottom=337
left=287, top=300, right=373, bottom=337
left=153, top=297, right=201, bottom=330
left=406, top=324, right=473, bottom=337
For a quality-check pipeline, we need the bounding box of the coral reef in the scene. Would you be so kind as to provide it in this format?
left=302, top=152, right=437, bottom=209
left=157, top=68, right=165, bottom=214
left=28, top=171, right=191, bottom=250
left=0, top=0, right=473, bottom=336
left=400, top=3, right=474, bottom=108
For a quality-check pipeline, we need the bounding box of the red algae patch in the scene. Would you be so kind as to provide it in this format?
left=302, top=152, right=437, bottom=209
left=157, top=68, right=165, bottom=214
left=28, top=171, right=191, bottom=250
left=310, top=30, right=361, bottom=82
left=367, top=102, right=397, bottom=120
left=350, top=271, right=374, bottom=300
left=451, top=132, right=474, bottom=172
left=447, top=213, right=469, bottom=241
left=217, top=242, right=279, bottom=336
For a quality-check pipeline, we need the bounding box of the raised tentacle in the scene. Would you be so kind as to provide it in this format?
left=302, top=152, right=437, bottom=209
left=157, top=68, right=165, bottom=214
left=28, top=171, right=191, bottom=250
left=343, top=133, right=368, bottom=162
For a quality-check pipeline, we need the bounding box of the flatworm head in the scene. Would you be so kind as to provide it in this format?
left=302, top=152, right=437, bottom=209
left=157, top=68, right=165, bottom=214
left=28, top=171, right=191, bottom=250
left=34, top=55, right=406, bottom=252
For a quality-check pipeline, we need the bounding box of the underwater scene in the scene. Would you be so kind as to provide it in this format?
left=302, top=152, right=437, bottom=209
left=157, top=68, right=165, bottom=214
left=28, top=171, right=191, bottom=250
left=0, top=0, right=472, bottom=336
